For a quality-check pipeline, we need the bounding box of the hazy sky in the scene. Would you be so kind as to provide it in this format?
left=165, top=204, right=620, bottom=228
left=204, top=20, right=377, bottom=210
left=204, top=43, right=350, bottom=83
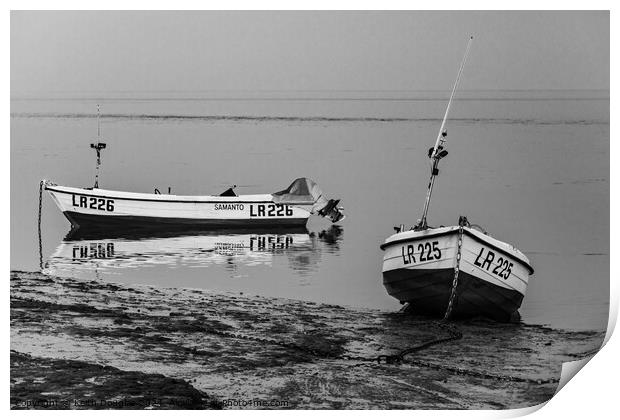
left=11, top=11, right=609, bottom=95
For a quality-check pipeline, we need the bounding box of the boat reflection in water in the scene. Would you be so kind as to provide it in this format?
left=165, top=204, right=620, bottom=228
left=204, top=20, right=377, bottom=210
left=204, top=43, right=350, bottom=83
left=45, top=225, right=343, bottom=286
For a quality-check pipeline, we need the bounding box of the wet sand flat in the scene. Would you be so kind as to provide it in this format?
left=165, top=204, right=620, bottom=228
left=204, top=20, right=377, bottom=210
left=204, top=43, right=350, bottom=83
left=11, top=351, right=222, bottom=410
left=10, top=270, right=604, bottom=409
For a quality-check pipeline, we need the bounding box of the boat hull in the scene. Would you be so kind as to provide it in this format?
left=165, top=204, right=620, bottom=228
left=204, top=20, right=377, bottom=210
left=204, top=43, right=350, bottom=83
left=46, top=185, right=313, bottom=230
left=381, top=226, right=532, bottom=321
left=62, top=211, right=308, bottom=229
left=383, top=268, right=524, bottom=321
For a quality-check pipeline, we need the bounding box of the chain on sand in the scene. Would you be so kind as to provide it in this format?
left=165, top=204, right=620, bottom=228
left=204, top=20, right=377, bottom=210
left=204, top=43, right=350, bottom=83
left=443, top=225, right=464, bottom=321
left=38, top=180, right=44, bottom=270
left=202, top=321, right=556, bottom=385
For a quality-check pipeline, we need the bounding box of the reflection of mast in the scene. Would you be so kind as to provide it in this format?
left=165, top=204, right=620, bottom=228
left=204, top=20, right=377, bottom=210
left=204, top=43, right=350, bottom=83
left=93, top=260, right=103, bottom=282
left=225, top=255, right=239, bottom=275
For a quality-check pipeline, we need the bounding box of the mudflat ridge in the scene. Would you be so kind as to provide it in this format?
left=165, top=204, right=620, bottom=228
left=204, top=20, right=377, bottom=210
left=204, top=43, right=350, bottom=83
left=10, top=270, right=604, bottom=409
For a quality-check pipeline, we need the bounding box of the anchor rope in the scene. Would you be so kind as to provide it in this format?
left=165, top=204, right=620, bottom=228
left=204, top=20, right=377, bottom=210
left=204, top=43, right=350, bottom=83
left=37, top=180, right=44, bottom=271
left=376, top=320, right=463, bottom=365
left=444, top=224, right=464, bottom=320
left=199, top=321, right=556, bottom=384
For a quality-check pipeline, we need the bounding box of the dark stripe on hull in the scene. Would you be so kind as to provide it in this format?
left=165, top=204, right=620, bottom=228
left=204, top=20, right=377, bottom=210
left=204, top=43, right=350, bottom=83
left=383, top=268, right=524, bottom=322
left=63, top=211, right=308, bottom=231
left=64, top=226, right=310, bottom=241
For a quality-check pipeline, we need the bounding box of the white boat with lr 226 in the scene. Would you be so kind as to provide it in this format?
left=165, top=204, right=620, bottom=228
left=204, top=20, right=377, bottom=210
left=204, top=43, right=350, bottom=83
left=44, top=177, right=345, bottom=230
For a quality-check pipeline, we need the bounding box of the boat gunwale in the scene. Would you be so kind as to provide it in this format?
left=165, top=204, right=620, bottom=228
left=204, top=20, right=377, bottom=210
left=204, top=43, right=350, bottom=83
left=45, top=185, right=314, bottom=205
left=380, top=226, right=534, bottom=275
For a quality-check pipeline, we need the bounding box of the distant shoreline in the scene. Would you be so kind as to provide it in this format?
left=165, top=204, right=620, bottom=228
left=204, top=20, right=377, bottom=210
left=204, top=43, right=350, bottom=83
left=9, top=88, right=610, bottom=102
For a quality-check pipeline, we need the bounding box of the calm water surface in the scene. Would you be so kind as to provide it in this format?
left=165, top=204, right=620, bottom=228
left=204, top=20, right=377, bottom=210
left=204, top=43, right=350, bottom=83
left=11, top=91, right=609, bottom=331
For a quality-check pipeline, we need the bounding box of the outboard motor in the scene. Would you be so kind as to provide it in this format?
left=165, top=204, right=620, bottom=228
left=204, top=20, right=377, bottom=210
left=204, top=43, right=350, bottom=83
left=272, top=177, right=345, bottom=224
left=316, top=198, right=345, bottom=223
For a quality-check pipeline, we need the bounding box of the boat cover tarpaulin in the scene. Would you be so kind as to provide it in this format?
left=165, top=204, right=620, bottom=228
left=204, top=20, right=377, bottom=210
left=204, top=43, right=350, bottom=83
left=272, top=178, right=328, bottom=211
